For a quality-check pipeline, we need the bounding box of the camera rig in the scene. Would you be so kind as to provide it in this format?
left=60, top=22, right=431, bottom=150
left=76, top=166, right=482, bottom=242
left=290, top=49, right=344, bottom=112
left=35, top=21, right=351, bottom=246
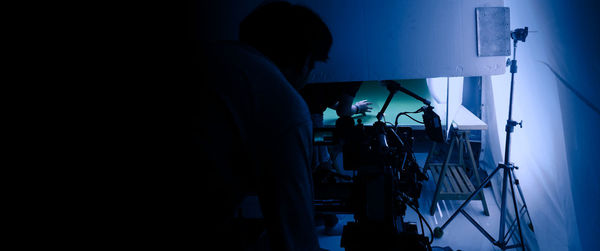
left=313, top=81, right=444, bottom=250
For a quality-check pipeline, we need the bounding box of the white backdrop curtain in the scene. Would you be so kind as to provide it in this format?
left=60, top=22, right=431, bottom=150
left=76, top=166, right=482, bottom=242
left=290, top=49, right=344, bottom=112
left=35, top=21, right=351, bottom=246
left=478, top=1, right=600, bottom=250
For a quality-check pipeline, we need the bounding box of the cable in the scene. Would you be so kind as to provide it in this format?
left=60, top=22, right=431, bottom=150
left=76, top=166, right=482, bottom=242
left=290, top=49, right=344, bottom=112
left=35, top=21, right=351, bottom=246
left=419, top=211, right=425, bottom=236
left=395, top=192, right=434, bottom=245
left=394, top=109, right=424, bottom=127
left=404, top=113, right=424, bottom=124
left=396, top=195, right=434, bottom=250
left=398, top=195, right=434, bottom=244
left=407, top=202, right=434, bottom=245
left=387, top=127, right=405, bottom=149
left=394, top=113, right=406, bottom=127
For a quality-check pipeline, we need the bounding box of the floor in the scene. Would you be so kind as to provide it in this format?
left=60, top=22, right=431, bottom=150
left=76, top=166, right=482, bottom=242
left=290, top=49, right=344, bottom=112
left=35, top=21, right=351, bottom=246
left=317, top=153, right=509, bottom=251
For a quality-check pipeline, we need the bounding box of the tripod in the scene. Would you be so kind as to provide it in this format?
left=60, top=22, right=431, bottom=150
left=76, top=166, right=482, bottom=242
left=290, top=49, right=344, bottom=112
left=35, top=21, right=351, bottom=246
left=432, top=27, right=534, bottom=250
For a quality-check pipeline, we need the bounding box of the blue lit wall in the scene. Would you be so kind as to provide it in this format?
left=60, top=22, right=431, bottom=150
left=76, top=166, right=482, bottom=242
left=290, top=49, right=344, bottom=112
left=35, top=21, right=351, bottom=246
left=196, top=0, right=507, bottom=82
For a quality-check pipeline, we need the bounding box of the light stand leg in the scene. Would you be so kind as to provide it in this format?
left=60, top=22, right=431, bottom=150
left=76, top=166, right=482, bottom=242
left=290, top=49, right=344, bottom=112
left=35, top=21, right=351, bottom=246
left=512, top=172, right=534, bottom=231
left=508, top=169, right=525, bottom=250
left=499, top=166, right=509, bottom=244
left=435, top=163, right=502, bottom=231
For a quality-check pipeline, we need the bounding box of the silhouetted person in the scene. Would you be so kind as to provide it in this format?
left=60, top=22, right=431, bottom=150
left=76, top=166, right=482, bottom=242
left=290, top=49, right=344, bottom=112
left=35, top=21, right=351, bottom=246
left=195, top=2, right=332, bottom=250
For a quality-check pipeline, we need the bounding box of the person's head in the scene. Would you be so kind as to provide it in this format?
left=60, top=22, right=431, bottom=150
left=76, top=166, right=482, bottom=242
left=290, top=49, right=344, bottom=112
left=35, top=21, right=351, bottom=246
left=239, top=1, right=332, bottom=89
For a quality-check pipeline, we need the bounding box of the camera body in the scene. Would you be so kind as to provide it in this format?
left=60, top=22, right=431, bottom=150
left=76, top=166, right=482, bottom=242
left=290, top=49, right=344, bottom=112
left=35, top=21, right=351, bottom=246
left=313, top=117, right=429, bottom=250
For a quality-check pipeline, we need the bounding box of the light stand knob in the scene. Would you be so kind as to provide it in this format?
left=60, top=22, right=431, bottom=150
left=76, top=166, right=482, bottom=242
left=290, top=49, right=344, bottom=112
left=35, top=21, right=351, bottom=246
left=505, top=120, right=523, bottom=133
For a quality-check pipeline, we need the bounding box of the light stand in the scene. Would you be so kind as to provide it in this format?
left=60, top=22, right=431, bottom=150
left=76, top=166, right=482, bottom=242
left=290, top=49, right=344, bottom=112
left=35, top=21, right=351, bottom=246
left=432, top=27, right=534, bottom=250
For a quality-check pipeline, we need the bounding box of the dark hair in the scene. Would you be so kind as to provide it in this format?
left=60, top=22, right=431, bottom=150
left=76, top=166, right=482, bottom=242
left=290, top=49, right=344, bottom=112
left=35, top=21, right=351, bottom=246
left=239, top=1, right=332, bottom=70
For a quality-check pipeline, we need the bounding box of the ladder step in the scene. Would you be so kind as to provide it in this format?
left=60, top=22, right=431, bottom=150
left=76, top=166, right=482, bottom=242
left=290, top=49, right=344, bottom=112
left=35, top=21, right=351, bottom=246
left=429, top=164, right=478, bottom=197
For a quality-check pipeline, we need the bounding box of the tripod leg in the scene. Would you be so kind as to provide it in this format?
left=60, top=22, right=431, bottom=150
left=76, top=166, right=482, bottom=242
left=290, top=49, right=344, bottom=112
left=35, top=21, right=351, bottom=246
left=512, top=172, right=534, bottom=231
left=508, top=169, right=526, bottom=250
left=430, top=137, right=456, bottom=216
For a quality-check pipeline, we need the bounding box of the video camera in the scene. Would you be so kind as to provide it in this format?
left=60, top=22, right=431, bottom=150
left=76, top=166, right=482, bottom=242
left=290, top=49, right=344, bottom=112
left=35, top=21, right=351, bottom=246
left=313, top=81, right=444, bottom=250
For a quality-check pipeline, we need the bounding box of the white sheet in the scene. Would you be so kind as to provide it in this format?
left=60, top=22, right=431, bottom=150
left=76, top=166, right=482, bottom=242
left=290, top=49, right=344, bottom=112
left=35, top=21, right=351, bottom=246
left=478, top=1, right=600, bottom=250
